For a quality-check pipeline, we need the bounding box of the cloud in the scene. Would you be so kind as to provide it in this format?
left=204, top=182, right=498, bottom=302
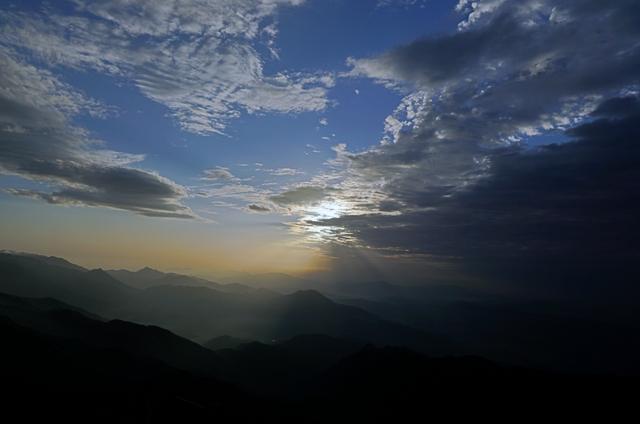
left=247, top=204, right=271, bottom=213
left=319, top=117, right=329, bottom=126
left=263, top=167, right=305, bottom=177
left=296, top=0, right=640, bottom=301
left=0, top=0, right=330, bottom=135
left=0, top=51, right=194, bottom=219
left=325, top=96, right=640, bottom=253
left=202, top=167, right=237, bottom=181
left=316, top=95, right=640, bottom=300
left=335, top=0, right=640, bottom=217
left=270, top=186, right=333, bottom=207
left=349, top=0, right=640, bottom=114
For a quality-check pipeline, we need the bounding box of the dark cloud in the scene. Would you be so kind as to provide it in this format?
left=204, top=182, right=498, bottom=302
left=350, top=0, right=640, bottom=148
left=270, top=186, right=334, bottom=207
left=312, top=0, right=640, bottom=303
left=0, top=52, right=194, bottom=219
left=353, top=0, right=640, bottom=92
left=319, top=96, right=640, bottom=302
left=247, top=204, right=271, bottom=213
left=335, top=0, right=640, bottom=224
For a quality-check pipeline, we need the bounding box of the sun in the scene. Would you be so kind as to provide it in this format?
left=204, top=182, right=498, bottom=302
left=305, top=200, right=347, bottom=220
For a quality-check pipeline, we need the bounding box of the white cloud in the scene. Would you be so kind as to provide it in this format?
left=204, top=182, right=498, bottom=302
left=202, top=167, right=237, bottom=181
left=0, top=0, right=329, bottom=135
left=264, top=167, right=305, bottom=177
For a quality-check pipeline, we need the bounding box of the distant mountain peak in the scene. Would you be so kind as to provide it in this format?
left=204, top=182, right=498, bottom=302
left=286, top=290, right=332, bottom=304
left=137, top=266, right=163, bottom=275
left=1, top=251, right=87, bottom=272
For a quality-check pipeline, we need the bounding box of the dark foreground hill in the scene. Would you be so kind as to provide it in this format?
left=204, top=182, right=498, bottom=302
left=0, top=315, right=292, bottom=423
left=0, top=292, right=225, bottom=377
left=1, top=293, right=636, bottom=423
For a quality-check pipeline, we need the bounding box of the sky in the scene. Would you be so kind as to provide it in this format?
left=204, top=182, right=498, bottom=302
left=1, top=1, right=639, bottom=300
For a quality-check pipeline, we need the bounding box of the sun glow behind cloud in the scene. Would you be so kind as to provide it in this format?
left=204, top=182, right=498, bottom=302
left=298, top=199, right=348, bottom=242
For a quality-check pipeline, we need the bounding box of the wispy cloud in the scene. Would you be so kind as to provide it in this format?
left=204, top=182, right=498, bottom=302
left=0, top=0, right=331, bottom=135
left=0, top=51, right=194, bottom=219
left=201, top=167, right=238, bottom=182
left=247, top=203, right=271, bottom=213
left=263, top=167, right=305, bottom=177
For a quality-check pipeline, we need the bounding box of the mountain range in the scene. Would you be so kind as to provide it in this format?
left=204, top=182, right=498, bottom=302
left=0, top=252, right=453, bottom=353
left=1, top=251, right=638, bottom=422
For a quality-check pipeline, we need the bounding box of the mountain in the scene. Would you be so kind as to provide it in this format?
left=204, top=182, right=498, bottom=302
left=107, top=266, right=166, bottom=288
left=0, top=315, right=283, bottom=423
left=0, top=291, right=225, bottom=377
left=108, top=267, right=255, bottom=294
left=0, top=291, right=102, bottom=320
left=306, top=345, right=637, bottom=421
left=213, top=334, right=367, bottom=397
left=0, top=252, right=452, bottom=354
left=117, top=284, right=455, bottom=352
left=337, top=296, right=640, bottom=375
left=0, top=250, right=87, bottom=272
left=319, top=279, right=491, bottom=304
left=6, top=252, right=639, bottom=376
left=204, top=335, right=254, bottom=350
left=0, top=253, right=133, bottom=316
left=0, top=290, right=637, bottom=421
left=217, top=271, right=318, bottom=293
left=262, top=290, right=454, bottom=353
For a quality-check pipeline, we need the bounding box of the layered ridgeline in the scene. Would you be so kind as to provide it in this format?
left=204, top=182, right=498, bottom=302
left=0, top=290, right=635, bottom=423
left=0, top=252, right=637, bottom=422
left=2, top=252, right=639, bottom=376
left=0, top=252, right=453, bottom=354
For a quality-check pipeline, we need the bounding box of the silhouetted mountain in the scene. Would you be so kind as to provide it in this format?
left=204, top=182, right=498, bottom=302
left=213, top=334, right=367, bottom=397
left=0, top=291, right=224, bottom=377
left=339, top=297, right=640, bottom=375
left=321, top=279, right=490, bottom=304
left=0, top=315, right=290, bottom=423
left=307, top=345, right=636, bottom=421
left=0, top=291, right=102, bottom=320
left=218, top=271, right=318, bottom=293
left=204, top=335, right=253, bottom=350
left=264, top=289, right=455, bottom=354
left=4, top=252, right=638, bottom=377
left=277, top=334, right=365, bottom=359
left=0, top=291, right=637, bottom=422
left=0, top=250, right=88, bottom=272
left=108, top=266, right=255, bottom=294
left=0, top=253, right=133, bottom=316
left=0, top=253, right=452, bottom=354
left=107, top=266, right=165, bottom=288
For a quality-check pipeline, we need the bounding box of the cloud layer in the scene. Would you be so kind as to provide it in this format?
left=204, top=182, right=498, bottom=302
left=0, top=0, right=330, bottom=135
left=0, top=51, right=193, bottom=218
left=0, top=0, right=329, bottom=217
left=307, top=0, right=640, bottom=299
